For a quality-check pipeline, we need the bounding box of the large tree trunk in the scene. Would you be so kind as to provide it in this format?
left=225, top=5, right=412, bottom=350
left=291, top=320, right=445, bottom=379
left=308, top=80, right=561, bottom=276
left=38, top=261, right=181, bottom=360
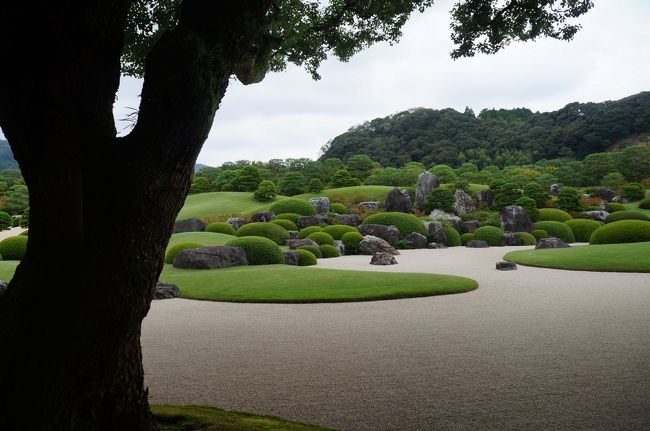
left=0, top=1, right=270, bottom=429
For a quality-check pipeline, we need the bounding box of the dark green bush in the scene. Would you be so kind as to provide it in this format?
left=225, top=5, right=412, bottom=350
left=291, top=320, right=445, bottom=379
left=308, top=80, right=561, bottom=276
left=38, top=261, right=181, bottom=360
left=514, top=196, right=539, bottom=222
left=460, top=232, right=475, bottom=245
left=564, top=219, right=602, bottom=242
left=461, top=211, right=494, bottom=222
left=363, top=212, right=427, bottom=237
left=275, top=213, right=301, bottom=223
left=473, top=226, right=504, bottom=246
left=319, top=244, right=341, bottom=258
left=225, top=236, right=284, bottom=265
left=0, top=236, right=28, bottom=260
left=164, top=241, right=203, bottom=264
left=271, top=219, right=298, bottom=231
left=330, top=202, right=348, bottom=214
left=297, top=244, right=322, bottom=258
left=269, top=198, right=316, bottom=216
left=606, top=203, right=625, bottom=213
left=638, top=198, right=650, bottom=209
left=531, top=229, right=548, bottom=240
left=515, top=232, right=537, bottom=246
left=0, top=211, right=13, bottom=230
left=297, top=226, right=323, bottom=239
left=443, top=225, right=461, bottom=247
left=253, top=180, right=277, bottom=202
left=205, top=222, right=236, bottom=235
left=423, top=188, right=454, bottom=213
left=621, top=182, right=646, bottom=201
left=323, top=225, right=358, bottom=239
left=296, top=249, right=318, bottom=266
left=533, top=221, right=575, bottom=243
left=494, top=183, right=522, bottom=209
left=307, top=231, right=335, bottom=246
left=341, top=231, right=364, bottom=254
left=537, top=208, right=573, bottom=222
left=479, top=213, right=502, bottom=227
left=236, top=222, right=289, bottom=245
left=20, top=207, right=29, bottom=228
left=590, top=220, right=650, bottom=244
left=605, top=210, right=650, bottom=223
left=556, top=187, right=581, bottom=212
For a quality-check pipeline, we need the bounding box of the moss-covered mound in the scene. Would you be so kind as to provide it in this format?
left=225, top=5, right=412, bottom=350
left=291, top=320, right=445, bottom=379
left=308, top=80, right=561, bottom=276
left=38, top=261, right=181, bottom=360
left=319, top=244, right=341, bottom=258
left=330, top=203, right=348, bottom=214
left=275, top=212, right=302, bottom=223
left=322, top=225, right=358, bottom=240
left=605, top=202, right=626, bottom=213
left=341, top=231, right=364, bottom=254
left=0, top=236, right=27, bottom=260
left=605, top=210, right=649, bottom=223
left=297, top=226, right=323, bottom=239
left=537, top=208, right=573, bottom=222
left=307, top=231, right=335, bottom=246
left=225, top=236, right=284, bottom=265
left=515, top=232, right=537, bottom=246
left=296, top=249, right=318, bottom=266
left=271, top=218, right=298, bottom=231
left=531, top=229, right=548, bottom=240
left=297, top=244, right=322, bottom=258
left=564, top=219, right=601, bottom=242
left=443, top=226, right=461, bottom=247
left=165, top=241, right=203, bottom=264
left=590, top=220, right=650, bottom=244
left=473, top=226, right=504, bottom=246
left=270, top=198, right=316, bottom=216
left=236, top=222, right=289, bottom=245
left=362, top=212, right=427, bottom=237
left=460, top=232, right=475, bottom=246
left=533, top=221, right=575, bottom=243
left=205, top=222, right=236, bottom=235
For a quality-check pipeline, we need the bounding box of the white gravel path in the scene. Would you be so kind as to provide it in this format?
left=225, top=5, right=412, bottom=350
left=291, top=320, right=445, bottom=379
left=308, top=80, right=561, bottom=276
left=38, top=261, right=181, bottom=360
left=142, top=246, right=650, bottom=430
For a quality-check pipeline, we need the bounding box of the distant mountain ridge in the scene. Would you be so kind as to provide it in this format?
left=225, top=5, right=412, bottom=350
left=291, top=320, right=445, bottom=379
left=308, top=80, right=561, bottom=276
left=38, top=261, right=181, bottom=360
left=0, top=140, right=18, bottom=170
left=320, top=91, right=650, bottom=168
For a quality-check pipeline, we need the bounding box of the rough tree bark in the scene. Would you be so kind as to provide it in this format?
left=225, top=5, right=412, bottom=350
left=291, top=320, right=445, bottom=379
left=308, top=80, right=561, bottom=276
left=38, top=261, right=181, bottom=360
left=0, top=1, right=271, bottom=429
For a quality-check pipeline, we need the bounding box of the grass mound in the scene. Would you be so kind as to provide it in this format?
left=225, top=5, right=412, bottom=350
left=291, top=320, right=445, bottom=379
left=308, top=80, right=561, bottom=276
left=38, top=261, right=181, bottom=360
left=564, top=219, right=601, bottom=242
left=473, top=226, right=504, bottom=246
left=167, top=232, right=235, bottom=250
left=236, top=222, right=289, bottom=245
left=589, top=220, right=650, bottom=245
left=178, top=192, right=283, bottom=220
left=533, top=221, right=575, bottom=243
left=362, top=212, right=426, bottom=237
left=537, top=208, right=572, bottom=222
left=269, top=198, right=316, bottom=216
left=225, top=236, right=284, bottom=265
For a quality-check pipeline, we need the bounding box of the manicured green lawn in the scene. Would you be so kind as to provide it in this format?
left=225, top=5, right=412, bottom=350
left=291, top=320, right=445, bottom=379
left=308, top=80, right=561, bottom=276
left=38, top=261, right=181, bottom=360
left=152, top=405, right=336, bottom=431
left=294, top=185, right=393, bottom=202
left=167, top=232, right=236, bottom=249
left=504, top=242, right=650, bottom=272
left=0, top=260, right=19, bottom=281
left=622, top=201, right=650, bottom=216
left=160, top=264, right=477, bottom=303
left=177, top=192, right=287, bottom=220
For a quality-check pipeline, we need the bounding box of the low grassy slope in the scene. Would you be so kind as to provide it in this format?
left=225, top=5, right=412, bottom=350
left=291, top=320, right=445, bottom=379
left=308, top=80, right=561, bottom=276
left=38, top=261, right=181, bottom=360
left=294, top=185, right=394, bottom=202
left=0, top=260, right=19, bottom=281
left=504, top=242, right=650, bottom=272
left=160, top=264, right=477, bottom=303
left=177, top=192, right=287, bottom=221
left=166, top=232, right=236, bottom=249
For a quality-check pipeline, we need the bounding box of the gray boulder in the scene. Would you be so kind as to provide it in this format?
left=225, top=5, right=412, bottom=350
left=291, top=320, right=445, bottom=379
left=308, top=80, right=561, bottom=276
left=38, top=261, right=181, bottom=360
left=283, top=250, right=300, bottom=266
left=500, top=205, right=532, bottom=233
left=501, top=232, right=518, bottom=246
left=173, top=246, right=248, bottom=269
left=595, top=188, right=616, bottom=202
left=153, top=282, right=180, bottom=299
left=333, top=240, right=345, bottom=256
left=226, top=217, right=247, bottom=231
left=404, top=232, right=428, bottom=249
left=429, top=210, right=461, bottom=230
left=250, top=211, right=274, bottom=222
left=370, top=252, right=398, bottom=265
left=173, top=217, right=206, bottom=233
left=549, top=184, right=560, bottom=196
left=384, top=187, right=412, bottom=213
left=453, top=189, right=476, bottom=216
left=536, top=237, right=570, bottom=249
left=466, top=240, right=489, bottom=248
left=496, top=262, right=517, bottom=271
left=288, top=230, right=299, bottom=240
left=415, top=172, right=439, bottom=209
left=331, top=213, right=361, bottom=226
left=286, top=238, right=318, bottom=249
left=476, top=189, right=494, bottom=208
left=423, top=221, right=447, bottom=244
left=357, top=224, right=401, bottom=245
left=309, top=197, right=330, bottom=215
left=359, top=235, right=400, bottom=255
left=359, top=201, right=380, bottom=209
left=296, top=215, right=330, bottom=228
left=0, top=280, right=7, bottom=297
left=582, top=210, right=609, bottom=222
left=461, top=220, right=480, bottom=233
left=427, top=242, right=447, bottom=249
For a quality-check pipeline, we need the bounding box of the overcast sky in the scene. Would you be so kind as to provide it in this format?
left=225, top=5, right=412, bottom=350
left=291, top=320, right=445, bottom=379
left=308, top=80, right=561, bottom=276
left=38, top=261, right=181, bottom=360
left=112, top=0, right=650, bottom=167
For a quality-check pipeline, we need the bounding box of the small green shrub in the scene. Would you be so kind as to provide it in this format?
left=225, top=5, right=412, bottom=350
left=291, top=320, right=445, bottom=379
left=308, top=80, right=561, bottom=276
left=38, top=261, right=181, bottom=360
left=473, top=226, right=504, bottom=246
left=225, top=236, right=284, bottom=265
left=363, top=212, right=427, bottom=237
left=323, top=225, right=358, bottom=240
left=275, top=213, right=301, bottom=223
left=269, top=198, right=316, bottom=216
left=0, top=236, right=28, bottom=260
left=443, top=226, right=461, bottom=247
left=590, top=220, right=650, bottom=244
left=205, top=222, right=236, bottom=235
left=479, top=213, right=502, bottom=227
left=0, top=211, right=13, bottom=230
left=319, top=244, right=341, bottom=258
left=621, top=182, right=645, bottom=201
left=236, top=222, right=289, bottom=245
left=605, top=211, right=649, bottom=223
left=297, top=244, right=322, bottom=258
left=460, top=232, right=475, bottom=245
left=515, top=232, right=537, bottom=246
left=564, top=219, right=602, bottom=242
left=423, top=188, right=454, bottom=213
left=271, top=219, right=298, bottom=231
left=514, top=196, right=539, bottom=222
left=531, top=229, right=548, bottom=240
left=330, top=203, right=348, bottom=214
left=638, top=198, right=650, bottom=209
left=461, top=211, right=493, bottom=222
left=341, top=231, right=364, bottom=254
left=297, top=226, right=323, bottom=239
left=296, top=249, right=318, bottom=266
left=164, top=241, right=203, bottom=264
left=253, top=180, right=277, bottom=202
left=533, top=221, right=575, bottom=243
left=20, top=207, right=29, bottom=228
left=555, top=187, right=581, bottom=212
left=606, top=203, right=626, bottom=213
left=307, top=231, right=335, bottom=246
left=537, top=208, right=573, bottom=222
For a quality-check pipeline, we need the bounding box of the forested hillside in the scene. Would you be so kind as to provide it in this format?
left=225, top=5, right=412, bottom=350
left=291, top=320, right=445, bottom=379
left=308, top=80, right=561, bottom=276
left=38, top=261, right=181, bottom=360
left=0, top=140, right=18, bottom=170
left=320, top=92, right=650, bottom=168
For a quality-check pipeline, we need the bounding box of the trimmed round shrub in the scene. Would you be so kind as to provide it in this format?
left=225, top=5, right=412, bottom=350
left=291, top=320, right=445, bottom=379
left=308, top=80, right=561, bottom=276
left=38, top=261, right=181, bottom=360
left=319, top=244, right=341, bottom=258
left=515, top=232, right=537, bottom=246
left=165, top=241, right=203, bottom=264
left=225, top=236, right=284, bottom=265
left=296, top=249, right=317, bottom=266
left=531, top=229, right=548, bottom=240
left=443, top=225, right=461, bottom=247
left=330, top=203, right=348, bottom=214
left=473, top=226, right=504, bottom=247
left=638, top=198, right=650, bottom=209
left=537, top=208, right=573, bottom=222
left=590, top=220, right=650, bottom=245
left=362, top=212, right=427, bottom=237
left=205, top=222, right=236, bottom=235
left=621, top=182, right=646, bottom=201
left=271, top=219, right=298, bottom=231
left=0, top=236, right=27, bottom=260
left=236, top=222, right=289, bottom=245
left=605, top=210, right=649, bottom=223
left=341, top=231, right=364, bottom=254
left=0, top=211, right=13, bottom=230
left=269, top=198, right=316, bottom=216
left=564, top=219, right=602, bottom=242
left=533, top=221, right=575, bottom=243
left=275, top=213, right=301, bottom=223
left=460, top=232, right=475, bottom=246
left=297, top=226, right=323, bottom=239
left=323, top=225, right=358, bottom=240
left=606, top=203, right=625, bottom=213
left=297, top=244, right=322, bottom=258
left=307, top=231, right=335, bottom=246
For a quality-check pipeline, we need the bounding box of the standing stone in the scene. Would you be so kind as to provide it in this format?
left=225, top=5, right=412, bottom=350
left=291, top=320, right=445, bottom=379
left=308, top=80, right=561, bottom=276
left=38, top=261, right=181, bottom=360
left=359, top=235, right=400, bottom=255
left=461, top=220, right=480, bottom=233
left=476, top=189, right=494, bottom=208
left=549, top=184, right=560, bottom=196
left=173, top=217, right=206, bottom=233
left=415, top=172, right=439, bottom=209
left=500, top=205, right=532, bottom=233
left=501, top=232, right=518, bottom=246
left=309, top=197, right=330, bottom=215
left=429, top=210, right=461, bottom=230
left=357, top=224, right=401, bottom=245
left=331, top=213, right=361, bottom=226
left=250, top=211, right=274, bottom=222
left=453, top=189, right=476, bottom=216
left=173, top=246, right=249, bottom=269
left=403, top=232, right=428, bottom=249
left=226, top=217, right=247, bottom=231
left=384, top=187, right=412, bottom=213
left=153, top=282, right=180, bottom=299
left=423, top=221, right=447, bottom=244
left=333, top=240, right=345, bottom=256
left=536, top=237, right=570, bottom=249
left=283, top=250, right=300, bottom=266
left=370, top=252, right=398, bottom=265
